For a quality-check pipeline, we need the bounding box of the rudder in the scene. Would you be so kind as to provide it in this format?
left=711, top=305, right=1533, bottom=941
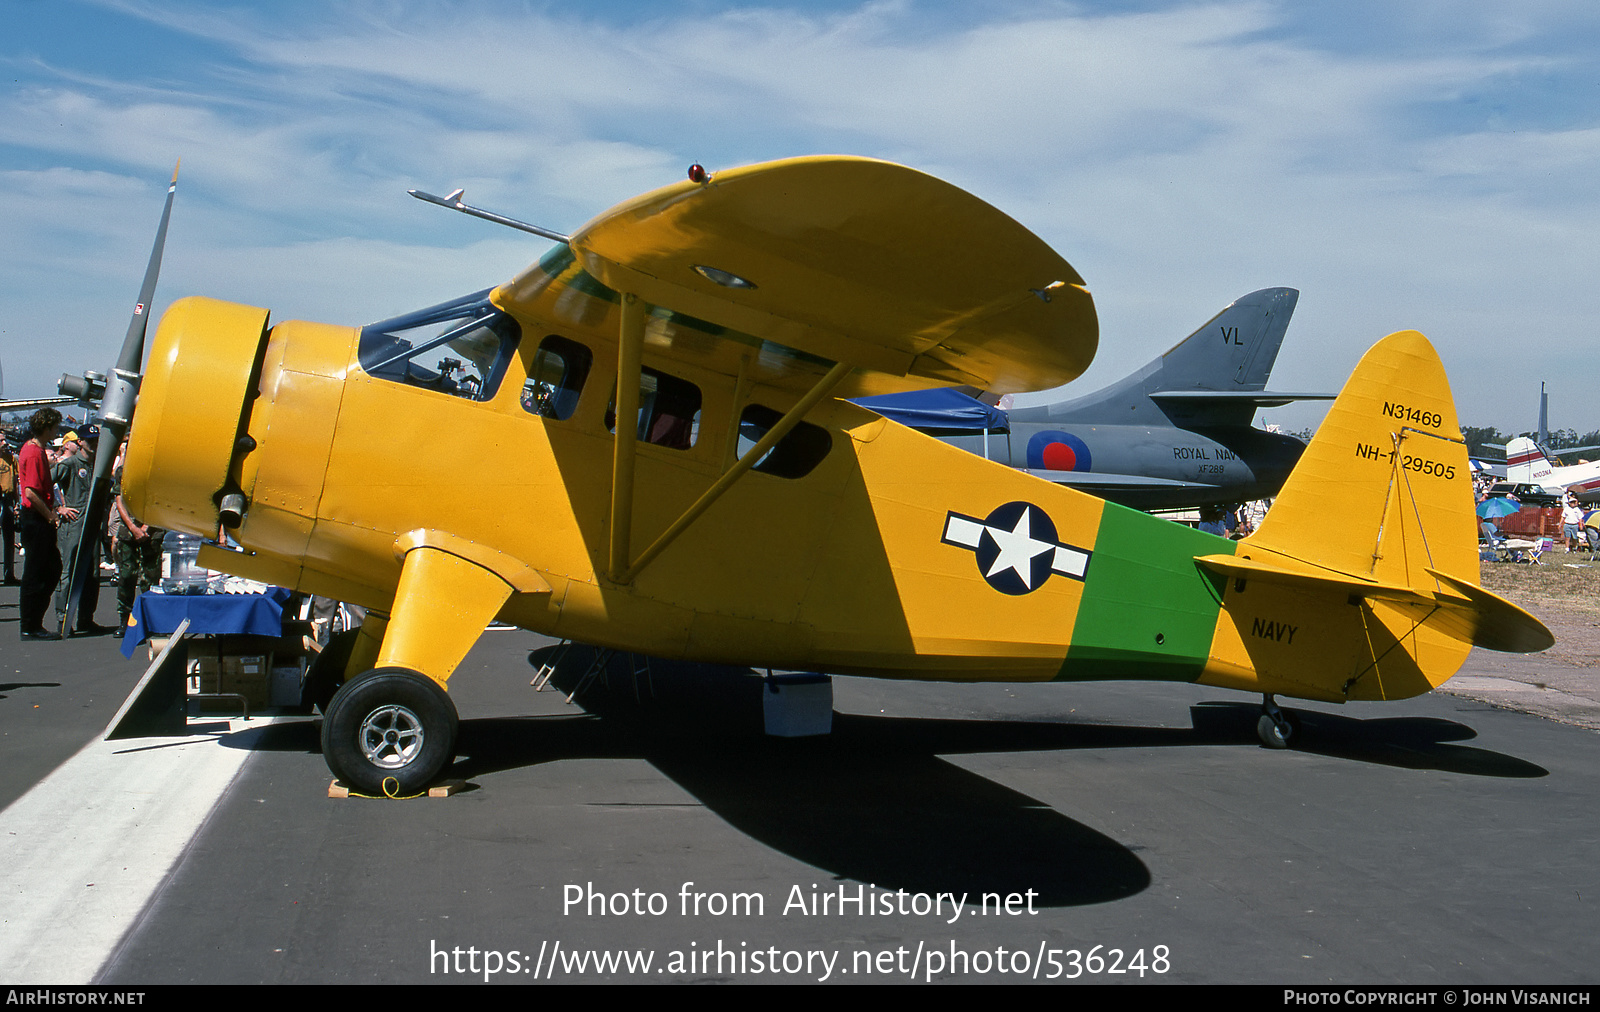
left=1198, top=331, right=1548, bottom=702
left=1248, top=330, right=1477, bottom=588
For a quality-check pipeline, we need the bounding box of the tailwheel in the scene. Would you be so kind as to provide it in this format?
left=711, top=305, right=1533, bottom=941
left=1256, top=694, right=1295, bottom=749
left=322, top=667, right=458, bottom=796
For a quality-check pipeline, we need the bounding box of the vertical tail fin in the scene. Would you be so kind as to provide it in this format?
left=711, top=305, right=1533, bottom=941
left=1248, top=330, right=1476, bottom=588
left=1538, top=381, right=1549, bottom=448
left=1156, top=286, right=1300, bottom=394
left=1197, top=331, right=1550, bottom=703
left=1505, top=436, right=1552, bottom=484
left=1026, top=287, right=1300, bottom=429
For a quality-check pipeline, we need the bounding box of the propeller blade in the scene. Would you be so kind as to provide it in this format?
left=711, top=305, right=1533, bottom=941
left=63, top=163, right=179, bottom=635
left=119, top=161, right=179, bottom=377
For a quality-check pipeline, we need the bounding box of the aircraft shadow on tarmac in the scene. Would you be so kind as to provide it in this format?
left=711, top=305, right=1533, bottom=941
left=0, top=682, right=62, bottom=700
left=1189, top=701, right=1547, bottom=778
left=220, top=646, right=1547, bottom=908
left=476, top=650, right=1155, bottom=908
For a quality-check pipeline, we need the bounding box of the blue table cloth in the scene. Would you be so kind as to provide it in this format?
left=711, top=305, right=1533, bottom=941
left=120, top=588, right=293, bottom=658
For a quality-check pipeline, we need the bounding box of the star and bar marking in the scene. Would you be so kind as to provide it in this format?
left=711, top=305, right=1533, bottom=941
left=941, top=501, right=1092, bottom=595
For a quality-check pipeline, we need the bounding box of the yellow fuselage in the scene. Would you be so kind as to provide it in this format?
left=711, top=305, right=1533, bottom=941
left=123, top=156, right=1528, bottom=706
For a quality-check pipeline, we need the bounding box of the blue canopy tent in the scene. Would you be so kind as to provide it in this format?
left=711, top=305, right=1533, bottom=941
left=850, top=387, right=1011, bottom=462
left=850, top=387, right=1008, bottom=434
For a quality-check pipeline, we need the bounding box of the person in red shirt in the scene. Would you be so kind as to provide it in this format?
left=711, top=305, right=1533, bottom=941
left=18, top=408, right=73, bottom=640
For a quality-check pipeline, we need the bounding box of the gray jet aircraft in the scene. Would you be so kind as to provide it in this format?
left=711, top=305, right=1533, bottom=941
left=939, top=288, right=1331, bottom=510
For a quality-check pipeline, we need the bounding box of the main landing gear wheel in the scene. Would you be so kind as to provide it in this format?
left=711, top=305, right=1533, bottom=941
left=322, top=667, right=458, bottom=796
left=1256, top=694, right=1295, bottom=749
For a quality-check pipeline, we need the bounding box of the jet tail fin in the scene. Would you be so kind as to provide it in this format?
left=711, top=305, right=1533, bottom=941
left=1155, top=286, right=1299, bottom=395
left=1201, top=331, right=1550, bottom=702
left=1026, top=287, right=1305, bottom=429
left=1141, top=286, right=1305, bottom=428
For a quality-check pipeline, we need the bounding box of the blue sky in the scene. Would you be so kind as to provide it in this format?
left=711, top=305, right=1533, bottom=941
left=3, top=0, right=1598, bottom=435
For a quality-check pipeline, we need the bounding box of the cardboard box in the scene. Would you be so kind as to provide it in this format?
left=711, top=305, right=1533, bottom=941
left=190, top=653, right=273, bottom=708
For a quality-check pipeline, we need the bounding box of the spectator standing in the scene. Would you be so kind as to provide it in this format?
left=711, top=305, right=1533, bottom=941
left=52, top=427, right=107, bottom=634
left=1563, top=493, right=1583, bottom=552
left=110, top=444, right=164, bottom=630
left=17, top=408, right=69, bottom=639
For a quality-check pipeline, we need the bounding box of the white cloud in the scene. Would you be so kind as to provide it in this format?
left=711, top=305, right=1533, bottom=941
left=4, top=0, right=1599, bottom=433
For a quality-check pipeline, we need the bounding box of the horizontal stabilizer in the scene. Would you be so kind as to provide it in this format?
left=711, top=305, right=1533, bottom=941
left=1197, top=553, right=1410, bottom=597
left=1149, top=390, right=1335, bottom=408
left=1196, top=554, right=1553, bottom=654
left=1424, top=569, right=1555, bottom=653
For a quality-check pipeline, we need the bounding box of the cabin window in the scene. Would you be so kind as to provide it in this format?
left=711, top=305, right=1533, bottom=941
left=357, top=288, right=519, bottom=402
left=737, top=404, right=833, bottom=478
left=522, top=336, right=592, bottom=421
left=607, top=369, right=703, bottom=450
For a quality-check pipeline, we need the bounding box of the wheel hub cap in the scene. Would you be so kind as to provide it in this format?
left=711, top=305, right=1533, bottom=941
left=359, top=704, right=424, bottom=769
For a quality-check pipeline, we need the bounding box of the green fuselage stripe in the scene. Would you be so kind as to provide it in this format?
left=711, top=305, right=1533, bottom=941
left=1058, top=506, right=1236, bottom=682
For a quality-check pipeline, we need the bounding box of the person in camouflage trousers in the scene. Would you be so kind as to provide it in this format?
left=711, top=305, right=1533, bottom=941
left=110, top=448, right=164, bottom=630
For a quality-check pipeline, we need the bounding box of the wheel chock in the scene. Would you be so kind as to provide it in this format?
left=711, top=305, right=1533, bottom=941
left=327, top=778, right=466, bottom=799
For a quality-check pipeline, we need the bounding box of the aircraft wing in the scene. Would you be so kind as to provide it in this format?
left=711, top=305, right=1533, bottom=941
left=1021, top=468, right=1220, bottom=492
left=1, top=395, right=77, bottom=414
left=1149, top=390, right=1335, bottom=408
left=551, top=156, right=1098, bottom=396
left=1547, top=444, right=1600, bottom=463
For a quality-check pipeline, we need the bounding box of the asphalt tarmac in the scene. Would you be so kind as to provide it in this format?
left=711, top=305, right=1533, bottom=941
left=1, top=579, right=1596, bottom=985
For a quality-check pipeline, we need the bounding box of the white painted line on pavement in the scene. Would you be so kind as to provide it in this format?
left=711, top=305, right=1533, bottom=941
left=0, top=718, right=285, bottom=983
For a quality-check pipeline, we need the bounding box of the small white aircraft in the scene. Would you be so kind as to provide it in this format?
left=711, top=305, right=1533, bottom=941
left=1505, top=436, right=1600, bottom=502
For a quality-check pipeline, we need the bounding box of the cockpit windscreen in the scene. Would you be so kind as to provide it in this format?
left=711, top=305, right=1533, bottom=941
left=358, top=288, right=520, bottom=402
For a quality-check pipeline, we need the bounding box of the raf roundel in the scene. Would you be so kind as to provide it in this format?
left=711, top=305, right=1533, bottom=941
left=941, top=501, right=1093, bottom=595
left=1026, top=430, right=1093, bottom=472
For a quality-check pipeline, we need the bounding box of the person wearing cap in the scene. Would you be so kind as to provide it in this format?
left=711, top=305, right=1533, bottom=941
left=18, top=408, right=71, bottom=639
left=1563, top=492, right=1584, bottom=552
left=47, top=432, right=71, bottom=466
left=51, top=425, right=107, bottom=634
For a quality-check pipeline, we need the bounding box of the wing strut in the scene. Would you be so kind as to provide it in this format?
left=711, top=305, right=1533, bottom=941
left=608, top=293, right=646, bottom=581
left=615, top=359, right=853, bottom=585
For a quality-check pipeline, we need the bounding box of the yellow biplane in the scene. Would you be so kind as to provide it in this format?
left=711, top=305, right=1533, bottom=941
left=119, top=156, right=1551, bottom=794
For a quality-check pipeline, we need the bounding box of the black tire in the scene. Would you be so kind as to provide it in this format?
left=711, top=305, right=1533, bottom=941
left=322, top=667, right=458, bottom=796
left=301, top=628, right=361, bottom=715
left=1257, top=713, right=1292, bottom=749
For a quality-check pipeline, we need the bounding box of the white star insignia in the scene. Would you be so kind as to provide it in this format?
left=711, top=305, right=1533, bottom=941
left=983, top=509, right=1055, bottom=589
left=942, top=503, right=1091, bottom=594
